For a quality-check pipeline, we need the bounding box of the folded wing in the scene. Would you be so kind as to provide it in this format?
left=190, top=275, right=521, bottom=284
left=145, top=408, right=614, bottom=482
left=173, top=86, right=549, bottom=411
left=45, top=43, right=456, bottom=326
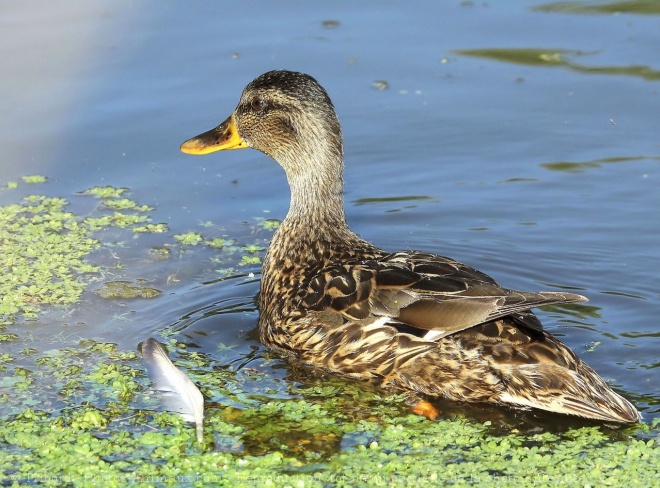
left=298, top=251, right=587, bottom=339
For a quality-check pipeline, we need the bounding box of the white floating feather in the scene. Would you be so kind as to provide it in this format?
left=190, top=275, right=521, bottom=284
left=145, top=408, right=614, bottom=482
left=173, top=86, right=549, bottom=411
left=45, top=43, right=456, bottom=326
left=142, top=337, right=204, bottom=443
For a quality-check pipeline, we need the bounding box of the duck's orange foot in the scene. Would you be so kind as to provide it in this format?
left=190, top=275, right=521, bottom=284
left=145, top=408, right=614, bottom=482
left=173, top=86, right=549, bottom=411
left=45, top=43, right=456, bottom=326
left=411, top=399, right=439, bottom=420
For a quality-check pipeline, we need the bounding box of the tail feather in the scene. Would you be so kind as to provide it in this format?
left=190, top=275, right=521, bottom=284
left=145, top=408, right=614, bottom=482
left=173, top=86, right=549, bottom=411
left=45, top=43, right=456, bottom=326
left=391, top=319, right=641, bottom=423
left=495, top=362, right=641, bottom=423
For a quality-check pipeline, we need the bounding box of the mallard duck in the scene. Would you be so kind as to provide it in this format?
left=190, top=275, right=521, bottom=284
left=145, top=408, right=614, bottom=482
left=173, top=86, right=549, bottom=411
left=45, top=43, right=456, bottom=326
left=180, top=70, right=640, bottom=423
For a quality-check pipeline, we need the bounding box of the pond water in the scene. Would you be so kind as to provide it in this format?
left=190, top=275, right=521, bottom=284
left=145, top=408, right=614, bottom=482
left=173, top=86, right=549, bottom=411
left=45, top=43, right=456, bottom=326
left=1, top=0, right=659, bottom=434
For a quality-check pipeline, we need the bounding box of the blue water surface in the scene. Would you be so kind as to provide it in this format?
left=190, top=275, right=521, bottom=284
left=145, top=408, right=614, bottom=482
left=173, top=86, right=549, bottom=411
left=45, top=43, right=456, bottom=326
left=1, top=1, right=658, bottom=420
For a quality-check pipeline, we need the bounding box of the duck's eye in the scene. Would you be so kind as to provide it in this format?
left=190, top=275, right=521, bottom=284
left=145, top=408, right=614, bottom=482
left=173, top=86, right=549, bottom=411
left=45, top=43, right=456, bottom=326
left=250, top=97, right=266, bottom=112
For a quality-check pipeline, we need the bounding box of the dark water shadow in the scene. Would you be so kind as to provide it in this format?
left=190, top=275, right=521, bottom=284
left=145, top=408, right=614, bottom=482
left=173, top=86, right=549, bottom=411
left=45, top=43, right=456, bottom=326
left=534, top=1, right=660, bottom=15
left=454, top=48, right=660, bottom=81
left=540, top=156, right=660, bottom=173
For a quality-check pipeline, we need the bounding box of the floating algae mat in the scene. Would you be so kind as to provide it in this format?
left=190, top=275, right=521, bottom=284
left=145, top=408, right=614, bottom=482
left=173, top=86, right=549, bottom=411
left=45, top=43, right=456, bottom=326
left=0, top=176, right=659, bottom=487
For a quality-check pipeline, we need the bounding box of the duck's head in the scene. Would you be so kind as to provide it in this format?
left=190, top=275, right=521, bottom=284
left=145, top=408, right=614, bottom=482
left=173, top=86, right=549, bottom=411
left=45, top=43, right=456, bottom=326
left=180, top=70, right=344, bottom=180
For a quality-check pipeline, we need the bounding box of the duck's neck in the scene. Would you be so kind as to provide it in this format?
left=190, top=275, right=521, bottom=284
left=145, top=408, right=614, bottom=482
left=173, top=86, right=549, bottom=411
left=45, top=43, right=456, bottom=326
left=285, top=163, right=347, bottom=230
left=276, top=129, right=350, bottom=232
left=265, top=115, right=381, bottom=266
left=267, top=140, right=377, bottom=266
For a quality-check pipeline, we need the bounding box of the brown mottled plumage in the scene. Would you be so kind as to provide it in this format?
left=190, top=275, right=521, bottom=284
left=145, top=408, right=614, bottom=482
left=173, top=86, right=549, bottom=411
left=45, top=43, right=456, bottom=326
left=181, top=70, right=640, bottom=423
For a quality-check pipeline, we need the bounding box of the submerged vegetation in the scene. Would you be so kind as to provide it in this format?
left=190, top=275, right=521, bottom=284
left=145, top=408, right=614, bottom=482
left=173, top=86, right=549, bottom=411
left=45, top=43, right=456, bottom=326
left=1, top=349, right=659, bottom=487
left=0, top=194, right=99, bottom=322
left=0, top=176, right=658, bottom=486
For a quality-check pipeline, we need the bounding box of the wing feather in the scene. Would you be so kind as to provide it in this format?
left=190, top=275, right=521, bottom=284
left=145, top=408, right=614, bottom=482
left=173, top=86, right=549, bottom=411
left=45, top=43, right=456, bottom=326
left=298, top=251, right=587, bottom=338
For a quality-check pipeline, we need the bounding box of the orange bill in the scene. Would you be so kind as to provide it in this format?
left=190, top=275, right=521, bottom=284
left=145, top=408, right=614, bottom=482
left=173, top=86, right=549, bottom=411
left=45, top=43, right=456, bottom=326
left=180, top=113, right=248, bottom=154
